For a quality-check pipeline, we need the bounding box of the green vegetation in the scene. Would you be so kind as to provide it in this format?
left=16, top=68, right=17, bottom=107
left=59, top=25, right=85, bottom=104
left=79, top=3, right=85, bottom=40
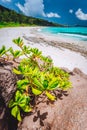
left=0, top=5, right=62, bottom=28
left=0, top=37, right=71, bottom=121
left=0, top=22, right=29, bottom=28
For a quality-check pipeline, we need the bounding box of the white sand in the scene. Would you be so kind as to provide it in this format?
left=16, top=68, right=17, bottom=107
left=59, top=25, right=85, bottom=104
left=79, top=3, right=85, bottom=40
left=0, top=27, right=35, bottom=49
left=0, top=27, right=87, bottom=74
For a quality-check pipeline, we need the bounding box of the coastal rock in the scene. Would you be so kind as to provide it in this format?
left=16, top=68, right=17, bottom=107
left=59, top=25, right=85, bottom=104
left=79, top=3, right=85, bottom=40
left=0, top=62, right=17, bottom=130
left=0, top=65, right=17, bottom=106
left=73, top=67, right=87, bottom=79
left=18, top=69, right=87, bottom=130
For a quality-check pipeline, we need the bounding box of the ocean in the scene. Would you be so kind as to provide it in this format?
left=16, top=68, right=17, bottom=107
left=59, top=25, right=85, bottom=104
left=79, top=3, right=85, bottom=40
left=40, top=27, right=87, bottom=41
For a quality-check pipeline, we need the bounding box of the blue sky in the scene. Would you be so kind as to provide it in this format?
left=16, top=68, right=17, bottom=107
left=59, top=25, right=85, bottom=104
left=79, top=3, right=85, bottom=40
left=0, top=0, right=87, bottom=26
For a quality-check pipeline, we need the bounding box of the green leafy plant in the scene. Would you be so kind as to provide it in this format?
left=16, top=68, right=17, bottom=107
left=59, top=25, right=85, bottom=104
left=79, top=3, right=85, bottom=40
left=0, top=45, right=7, bottom=57
left=13, top=37, right=24, bottom=47
left=9, top=47, right=22, bottom=60
left=17, top=79, right=29, bottom=92
left=0, top=37, right=72, bottom=121
left=31, top=73, right=59, bottom=100
left=9, top=91, right=32, bottom=121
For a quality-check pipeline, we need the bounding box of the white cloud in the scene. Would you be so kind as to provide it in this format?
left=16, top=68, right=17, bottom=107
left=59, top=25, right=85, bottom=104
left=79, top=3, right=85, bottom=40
left=16, top=0, right=61, bottom=18
left=69, top=9, right=73, bottom=14
left=75, top=8, right=87, bottom=20
left=46, top=12, right=61, bottom=18
left=2, top=0, right=11, bottom=2
left=16, top=0, right=45, bottom=17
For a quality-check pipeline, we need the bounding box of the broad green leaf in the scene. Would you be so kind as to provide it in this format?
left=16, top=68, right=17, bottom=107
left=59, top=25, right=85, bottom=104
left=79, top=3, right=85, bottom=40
left=18, top=96, right=26, bottom=103
left=17, top=79, right=29, bottom=90
left=18, top=97, right=28, bottom=105
left=0, top=45, right=6, bottom=56
left=9, top=99, right=17, bottom=108
left=13, top=68, right=21, bottom=74
left=17, top=110, right=22, bottom=121
left=14, top=50, right=22, bottom=58
left=46, top=91, right=56, bottom=101
left=15, top=91, right=21, bottom=102
left=48, top=80, right=59, bottom=90
left=22, top=105, right=32, bottom=112
left=19, top=94, right=29, bottom=103
left=11, top=106, right=19, bottom=118
left=9, top=47, right=22, bottom=58
left=0, top=45, right=5, bottom=53
left=13, top=37, right=23, bottom=47
left=31, top=48, right=42, bottom=56
left=32, top=87, right=42, bottom=95
left=18, top=65, right=23, bottom=72
left=11, top=105, right=22, bottom=121
left=24, top=95, right=30, bottom=104
left=18, top=85, right=28, bottom=91
left=33, top=78, right=43, bottom=89
left=19, top=102, right=26, bottom=108
left=40, top=74, right=44, bottom=84
left=9, top=47, right=14, bottom=55
left=23, top=45, right=31, bottom=54
left=43, top=80, right=48, bottom=89
left=15, top=91, right=27, bottom=103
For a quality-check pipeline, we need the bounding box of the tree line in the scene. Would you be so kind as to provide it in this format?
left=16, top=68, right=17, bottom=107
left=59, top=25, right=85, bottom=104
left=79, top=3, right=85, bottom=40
left=0, top=5, right=61, bottom=26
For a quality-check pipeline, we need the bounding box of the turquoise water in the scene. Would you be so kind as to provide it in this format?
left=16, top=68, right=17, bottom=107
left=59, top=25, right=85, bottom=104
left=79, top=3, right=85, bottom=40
left=41, top=27, right=87, bottom=41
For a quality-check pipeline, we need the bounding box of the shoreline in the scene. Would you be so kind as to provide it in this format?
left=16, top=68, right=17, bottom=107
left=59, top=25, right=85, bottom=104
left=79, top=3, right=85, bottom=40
left=23, top=34, right=87, bottom=58
left=31, top=27, right=87, bottom=58
left=0, top=27, right=87, bottom=74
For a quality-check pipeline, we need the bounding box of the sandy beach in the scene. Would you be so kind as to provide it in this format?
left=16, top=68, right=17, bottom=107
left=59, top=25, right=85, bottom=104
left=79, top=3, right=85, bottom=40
left=0, top=27, right=87, bottom=74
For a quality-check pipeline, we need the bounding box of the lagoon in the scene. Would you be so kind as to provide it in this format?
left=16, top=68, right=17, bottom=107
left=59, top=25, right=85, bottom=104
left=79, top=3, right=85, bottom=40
left=41, top=27, right=87, bottom=41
